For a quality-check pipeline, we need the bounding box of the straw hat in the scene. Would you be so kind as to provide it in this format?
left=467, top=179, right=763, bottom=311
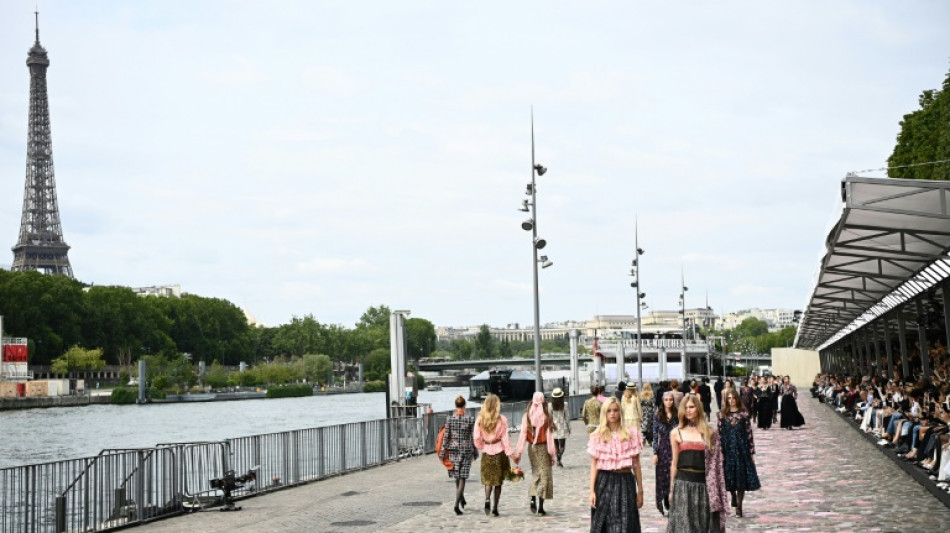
left=551, top=387, right=564, bottom=398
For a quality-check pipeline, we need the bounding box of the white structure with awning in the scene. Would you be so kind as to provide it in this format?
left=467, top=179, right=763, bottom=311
left=795, top=175, right=950, bottom=380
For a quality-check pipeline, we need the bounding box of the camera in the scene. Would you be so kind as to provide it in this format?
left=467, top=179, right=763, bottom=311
left=209, top=468, right=259, bottom=511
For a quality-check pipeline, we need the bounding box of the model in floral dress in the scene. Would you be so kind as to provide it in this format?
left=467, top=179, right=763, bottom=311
left=652, top=391, right=678, bottom=516
left=640, top=384, right=657, bottom=446
left=718, top=388, right=760, bottom=518
left=740, top=378, right=758, bottom=424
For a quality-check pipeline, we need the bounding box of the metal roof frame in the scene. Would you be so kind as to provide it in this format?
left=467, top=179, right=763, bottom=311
left=795, top=176, right=950, bottom=351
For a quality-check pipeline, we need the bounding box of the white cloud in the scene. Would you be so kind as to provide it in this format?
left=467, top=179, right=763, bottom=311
left=296, top=258, right=373, bottom=275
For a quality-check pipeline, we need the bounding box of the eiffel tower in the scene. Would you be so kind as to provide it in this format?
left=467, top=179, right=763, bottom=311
left=11, top=12, right=73, bottom=278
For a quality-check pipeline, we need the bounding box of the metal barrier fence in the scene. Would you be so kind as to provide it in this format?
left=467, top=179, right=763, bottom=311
left=0, top=395, right=582, bottom=533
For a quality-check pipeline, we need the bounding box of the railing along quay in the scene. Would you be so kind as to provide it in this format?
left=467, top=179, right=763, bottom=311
left=0, top=395, right=583, bottom=533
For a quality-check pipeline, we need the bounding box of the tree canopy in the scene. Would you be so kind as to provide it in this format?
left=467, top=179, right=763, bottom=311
left=888, top=67, right=950, bottom=180
left=0, top=271, right=434, bottom=373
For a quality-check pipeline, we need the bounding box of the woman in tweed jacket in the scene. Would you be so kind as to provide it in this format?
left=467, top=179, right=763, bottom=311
left=440, top=395, right=477, bottom=515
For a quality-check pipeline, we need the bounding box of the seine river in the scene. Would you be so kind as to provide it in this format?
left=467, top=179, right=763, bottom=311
left=0, top=387, right=473, bottom=469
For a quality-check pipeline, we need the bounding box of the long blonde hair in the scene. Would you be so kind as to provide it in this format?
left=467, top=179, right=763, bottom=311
left=595, top=397, right=631, bottom=442
left=640, top=383, right=655, bottom=402
left=477, top=393, right=501, bottom=433
left=677, top=394, right=715, bottom=450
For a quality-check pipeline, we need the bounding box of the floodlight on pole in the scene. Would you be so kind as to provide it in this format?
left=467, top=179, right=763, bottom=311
left=522, top=107, right=553, bottom=394
left=631, top=219, right=645, bottom=391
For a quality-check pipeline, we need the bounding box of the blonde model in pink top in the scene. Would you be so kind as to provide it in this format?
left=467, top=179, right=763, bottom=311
left=473, top=394, right=514, bottom=516
left=588, top=396, right=644, bottom=532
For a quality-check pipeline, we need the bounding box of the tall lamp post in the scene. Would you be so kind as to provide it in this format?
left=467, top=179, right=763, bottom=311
left=520, top=111, right=552, bottom=393
left=679, top=272, right=689, bottom=376
left=629, top=222, right=646, bottom=390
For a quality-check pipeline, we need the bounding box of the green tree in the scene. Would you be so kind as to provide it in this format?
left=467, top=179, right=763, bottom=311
left=83, top=286, right=175, bottom=364
left=204, top=360, right=231, bottom=389
left=363, top=347, right=391, bottom=382
left=0, top=270, right=86, bottom=364
left=405, top=318, right=436, bottom=359
left=296, top=353, right=333, bottom=383
left=355, top=305, right=391, bottom=352
left=50, top=345, right=106, bottom=374
left=451, top=339, right=474, bottom=360
left=888, top=68, right=950, bottom=180
left=498, top=339, right=513, bottom=359
left=474, top=325, right=496, bottom=359
left=140, top=353, right=195, bottom=393
left=734, top=317, right=769, bottom=339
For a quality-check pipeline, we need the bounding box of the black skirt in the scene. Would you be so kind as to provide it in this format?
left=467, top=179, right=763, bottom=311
left=780, top=395, right=805, bottom=428
left=591, top=470, right=641, bottom=533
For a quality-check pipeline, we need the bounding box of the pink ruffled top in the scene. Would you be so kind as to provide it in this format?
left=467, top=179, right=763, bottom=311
left=587, top=430, right=643, bottom=470
left=473, top=415, right=514, bottom=457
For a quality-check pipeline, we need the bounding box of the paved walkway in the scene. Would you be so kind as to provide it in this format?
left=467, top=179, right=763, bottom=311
left=133, top=396, right=950, bottom=532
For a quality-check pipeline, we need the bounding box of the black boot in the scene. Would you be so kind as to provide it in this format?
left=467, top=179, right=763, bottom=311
left=530, top=496, right=536, bottom=513
left=537, top=497, right=546, bottom=516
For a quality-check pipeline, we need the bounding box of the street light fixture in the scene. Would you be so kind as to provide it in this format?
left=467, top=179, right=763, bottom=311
left=630, top=222, right=646, bottom=390
left=521, top=109, right=552, bottom=394
left=680, top=271, right=689, bottom=374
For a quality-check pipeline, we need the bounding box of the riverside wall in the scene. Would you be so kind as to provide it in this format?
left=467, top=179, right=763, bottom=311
left=0, top=394, right=109, bottom=410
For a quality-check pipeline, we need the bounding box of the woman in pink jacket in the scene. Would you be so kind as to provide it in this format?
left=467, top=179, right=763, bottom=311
left=473, top=393, right=515, bottom=516
left=514, top=391, right=557, bottom=516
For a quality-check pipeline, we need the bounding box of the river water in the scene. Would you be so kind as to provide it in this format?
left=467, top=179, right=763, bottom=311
left=0, top=387, right=474, bottom=469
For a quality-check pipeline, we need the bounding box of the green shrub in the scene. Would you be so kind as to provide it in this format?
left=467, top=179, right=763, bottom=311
left=110, top=387, right=137, bottom=404
left=148, top=388, right=166, bottom=400
left=266, top=384, right=314, bottom=398
left=362, top=380, right=386, bottom=393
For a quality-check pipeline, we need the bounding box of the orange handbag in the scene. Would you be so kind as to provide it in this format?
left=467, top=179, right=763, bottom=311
left=436, top=425, right=454, bottom=470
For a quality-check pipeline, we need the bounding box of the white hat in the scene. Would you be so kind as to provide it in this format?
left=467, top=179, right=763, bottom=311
left=551, top=387, right=564, bottom=398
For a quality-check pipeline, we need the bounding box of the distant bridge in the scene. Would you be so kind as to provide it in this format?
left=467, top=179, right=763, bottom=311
left=416, top=350, right=771, bottom=373
left=416, top=355, right=576, bottom=371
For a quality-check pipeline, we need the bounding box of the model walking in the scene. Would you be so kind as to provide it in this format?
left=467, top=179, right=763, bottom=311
left=473, top=393, right=513, bottom=517
left=439, top=395, right=476, bottom=515
left=640, top=383, right=657, bottom=446
left=718, top=388, right=760, bottom=518
left=583, top=386, right=604, bottom=434
left=755, top=380, right=774, bottom=430
left=652, top=391, right=678, bottom=516
left=622, top=382, right=643, bottom=434
left=740, top=377, right=758, bottom=424
left=551, top=387, right=571, bottom=466
left=779, top=377, right=806, bottom=430
left=667, top=394, right=728, bottom=532
left=588, top=397, right=644, bottom=532
left=514, top=391, right=557, bottom=516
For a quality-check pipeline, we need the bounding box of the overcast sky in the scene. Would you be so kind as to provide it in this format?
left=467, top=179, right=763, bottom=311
left=1, top=1, right=949, bottom=329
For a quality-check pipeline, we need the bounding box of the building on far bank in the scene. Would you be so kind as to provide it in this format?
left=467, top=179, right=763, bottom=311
left=131, top=284, right=181, bottom=298
left=720, top=308, right=796, bottom=331
left=437, top=306, right=797, bottom=346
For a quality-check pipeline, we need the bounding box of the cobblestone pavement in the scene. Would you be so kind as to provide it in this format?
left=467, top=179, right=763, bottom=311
left=133, top=396, right=950, bottom=533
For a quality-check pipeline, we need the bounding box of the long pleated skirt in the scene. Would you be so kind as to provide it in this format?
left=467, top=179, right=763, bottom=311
left=591, top=470, right=641, bottom=533
left=527, top=443, right=553, bottom=499
left=666, top=472, right=721, bottom=533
